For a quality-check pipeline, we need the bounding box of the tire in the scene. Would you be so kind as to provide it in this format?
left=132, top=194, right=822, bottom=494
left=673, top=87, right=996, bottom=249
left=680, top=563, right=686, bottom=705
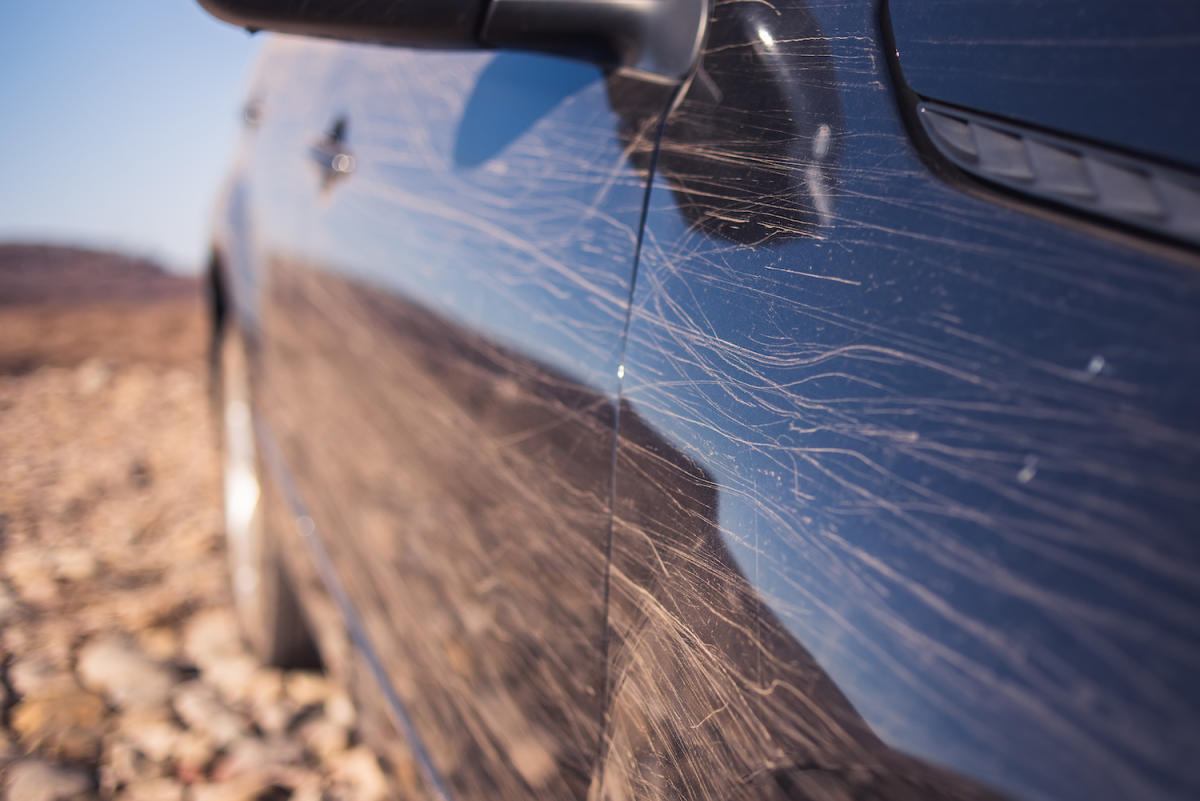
left=216, top=321, right=319, bottom=669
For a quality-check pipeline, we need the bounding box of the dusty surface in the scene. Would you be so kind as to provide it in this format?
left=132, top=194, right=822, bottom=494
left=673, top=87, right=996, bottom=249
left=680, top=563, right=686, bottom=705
left=0, top=246, right=381, bottom=801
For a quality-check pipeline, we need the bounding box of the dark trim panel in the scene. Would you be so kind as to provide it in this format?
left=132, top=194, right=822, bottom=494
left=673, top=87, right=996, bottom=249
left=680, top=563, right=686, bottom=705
left=916, top=101, right=1200, bottom=250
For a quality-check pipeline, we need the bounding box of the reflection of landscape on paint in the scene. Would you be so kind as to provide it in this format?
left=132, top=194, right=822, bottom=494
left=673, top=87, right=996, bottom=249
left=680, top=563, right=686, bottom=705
left=256, top=261, right=1005, bottom=801
left=223, top=4, right=1200, bottom=799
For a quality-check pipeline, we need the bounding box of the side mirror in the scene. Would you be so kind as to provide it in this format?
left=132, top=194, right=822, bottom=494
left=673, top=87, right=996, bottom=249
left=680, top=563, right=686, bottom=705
left=197, top=0, right=708, bottom=80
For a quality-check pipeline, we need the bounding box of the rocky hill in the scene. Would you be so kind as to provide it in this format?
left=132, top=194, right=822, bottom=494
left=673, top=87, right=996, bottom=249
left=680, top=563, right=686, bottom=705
left=0, top=244, right=206, bottom=375
left=0, top=244, right=196, bottom=308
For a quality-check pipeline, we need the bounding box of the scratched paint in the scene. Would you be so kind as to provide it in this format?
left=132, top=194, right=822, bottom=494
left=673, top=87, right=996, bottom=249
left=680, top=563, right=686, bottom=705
left=207, top=2, right=1200, bottom=801
left=602, top=3, right=1200, bottom=801
left=222, top=36, right=676, bottom=801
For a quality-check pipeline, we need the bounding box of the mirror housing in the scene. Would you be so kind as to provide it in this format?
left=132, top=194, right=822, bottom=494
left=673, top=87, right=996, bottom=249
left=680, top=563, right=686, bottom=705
left=196, top=0, right=487, bottom=46
left=198, top=0, right=708, bottom=80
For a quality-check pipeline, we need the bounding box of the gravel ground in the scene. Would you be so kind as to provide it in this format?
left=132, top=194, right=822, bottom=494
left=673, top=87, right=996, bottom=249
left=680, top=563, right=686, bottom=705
left=0, top=252, right=384, bottom=801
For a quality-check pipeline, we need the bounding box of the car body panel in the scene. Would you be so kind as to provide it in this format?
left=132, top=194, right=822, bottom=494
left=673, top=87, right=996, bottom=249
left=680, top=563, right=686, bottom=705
left=230, top=36, right=678, bottom=801
left=887, top=0, right=1200, bottom=172
left=601, top=3, right=1200, bottom=801
left=206, top=3, right=1200, bottom=801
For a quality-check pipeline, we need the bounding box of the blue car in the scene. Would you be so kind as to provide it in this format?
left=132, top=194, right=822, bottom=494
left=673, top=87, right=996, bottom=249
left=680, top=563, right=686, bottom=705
left=198, top=1, right=1200, bottom=800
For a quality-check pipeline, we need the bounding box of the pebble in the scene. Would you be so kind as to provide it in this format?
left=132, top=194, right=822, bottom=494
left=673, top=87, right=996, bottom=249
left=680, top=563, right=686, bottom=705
left=169, top=729, right=216, bottom=784
left=327, top=746, right=390, bottom=801
left=75, top=358, right=112, bottom=396
left=115, top=778, right=184, bottom=801
left=5, top=551, right=58, bottom=608
left=100, top=738, right=160, bottom=795
left=49, top=546, right=97, bottom=582
left=9, top=654, right=69, bottom=696
left=4, top=759, right=92, bottom=801
left=115, top=710, right=183, bottom=763
left=0, top=581, right=20, bottom=623
left=77, top=636, right=177, bottom=709
left=210, top=736, right=303, bottom=782
left=11, top=686, right=107, bottom=761
left=284, top=671, right=335, bottom=708
left=325, top=691, right=357, bottom=729
left=298, top=716, right=348, bottom=762
left=1, top=352, right=373, bottom=801
left=203, top=653, right=261, bottom=706
left=171, top=681, right=246, bottom=747
left=188, top=774, right=277, bottom=801
left=99, top=738, right=149, bottom=796
left=137, top=626, right=182, bottom=662
left=183, top=609, right=244, bottom=673
left=0, top=729, right=18, bottom=763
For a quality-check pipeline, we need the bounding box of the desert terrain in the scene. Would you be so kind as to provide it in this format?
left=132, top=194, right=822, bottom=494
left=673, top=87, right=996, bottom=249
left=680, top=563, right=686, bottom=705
left=0, top=244, right=381, bottom=801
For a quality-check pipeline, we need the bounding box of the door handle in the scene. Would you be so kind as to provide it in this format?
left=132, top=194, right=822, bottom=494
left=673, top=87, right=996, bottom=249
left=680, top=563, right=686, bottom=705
left=310, top=116, right=354, bottom=189
left=309, top=142, right=355, bottom=177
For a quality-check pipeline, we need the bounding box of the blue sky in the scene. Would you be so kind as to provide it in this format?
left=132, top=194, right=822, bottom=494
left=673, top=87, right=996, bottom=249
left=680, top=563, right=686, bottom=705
left=0, top=1, right=262, bottom=272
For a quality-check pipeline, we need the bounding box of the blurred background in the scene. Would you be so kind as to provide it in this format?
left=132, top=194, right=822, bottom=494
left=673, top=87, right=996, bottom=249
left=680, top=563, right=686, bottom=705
left=0, top=0, right=258, bottom=272
left=0, top=4, right=383, bottom=799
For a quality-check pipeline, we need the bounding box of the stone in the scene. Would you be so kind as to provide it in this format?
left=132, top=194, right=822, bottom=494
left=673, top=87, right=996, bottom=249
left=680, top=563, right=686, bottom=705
left=181, top=609, right=261, bottom=704
left=168, top=729, right=215, bottom=784
left=324, top=690, right=357, bottom=730
left=252, top=703, right=291, bottom=739
left=2, top=623, right=33, bottom=655
left=171, top=681, right=245, bottom=747
left=298, top=717, right=347, bottom=763
left=210, top=737, right=303, bottom=784
left=286, top=776, right=324, bottom=801
left=182, top=608, right=244, bottom=672
left=283, top=672, right=333, bottom=708
left=25, top=623, right=77, bottom=669
left=49, top=546, right=96, bottom=582
left=77, top=635, right=176, bottom=708
left=136, top=626, right=181, bottom=662
left=116, top=710, right=183, bottom=764
left=75, top=359, right=112, bottom=396
left=115, top=778, right=184, bottom=801
left=99, top=739, right=158, bottom=797
left=6, top=551, right=58, bottom=607
left=0, top=729, right=20, bottom=765
left=327, top=746, right=389, bottom=801
left=110, top=585, right=188, bottom=631
left=9, top=654, right=71, bottom=696
left=0, top=580, right=21, bottom=623
left=4, top=759, right=92, bottom=801
left=241, top=669, right=290, bottom=735
left=203, top=653, right=259, bottom=706
left=1, top=350, right=370, bottom=801
left=11, top=686, right=107, bottom=762
left=244, top=667, right=284, bottom=704
left=188, top=774, right=276, bottom=801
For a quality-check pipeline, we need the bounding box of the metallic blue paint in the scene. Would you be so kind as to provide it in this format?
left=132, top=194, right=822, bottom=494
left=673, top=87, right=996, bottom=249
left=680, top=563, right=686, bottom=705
left=205, top=3, right=1200, bottom=801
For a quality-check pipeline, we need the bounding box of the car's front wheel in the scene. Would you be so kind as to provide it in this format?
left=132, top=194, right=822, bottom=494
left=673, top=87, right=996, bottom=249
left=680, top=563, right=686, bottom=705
left=217, top=321, right=318, bottom=668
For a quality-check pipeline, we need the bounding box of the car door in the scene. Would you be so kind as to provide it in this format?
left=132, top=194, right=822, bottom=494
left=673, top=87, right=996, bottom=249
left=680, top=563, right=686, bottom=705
left=601, top=2, right=1200, bottom=801
left=240, top=38, right=676, bottom=801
